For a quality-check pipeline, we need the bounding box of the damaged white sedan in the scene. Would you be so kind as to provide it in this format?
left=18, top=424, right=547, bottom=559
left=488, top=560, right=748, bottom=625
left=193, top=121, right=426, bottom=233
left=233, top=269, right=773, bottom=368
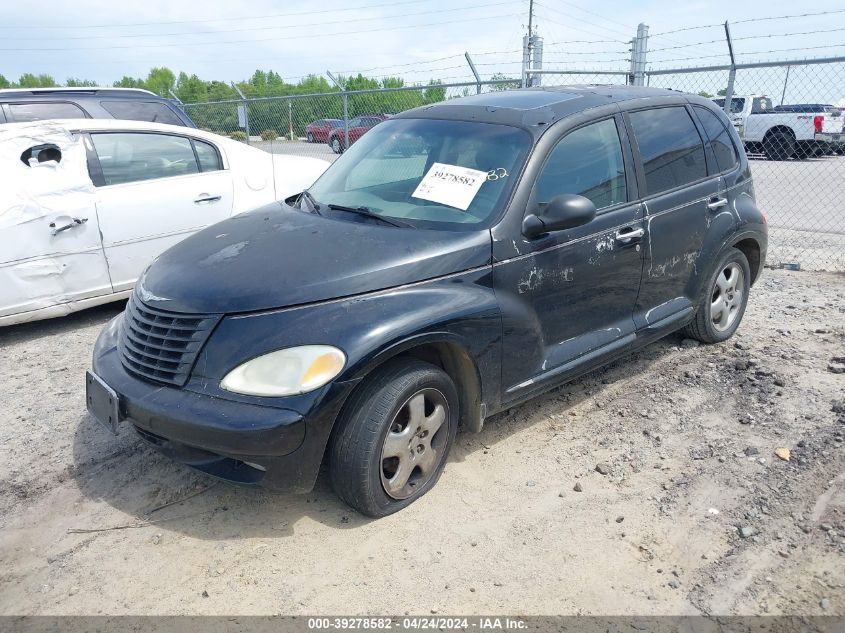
left=0, top=120, right=329, bottom=326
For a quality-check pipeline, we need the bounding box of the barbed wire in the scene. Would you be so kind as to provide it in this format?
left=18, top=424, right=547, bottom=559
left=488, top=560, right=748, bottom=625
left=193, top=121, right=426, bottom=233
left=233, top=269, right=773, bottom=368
left=649, top=43, right=845, bottom=65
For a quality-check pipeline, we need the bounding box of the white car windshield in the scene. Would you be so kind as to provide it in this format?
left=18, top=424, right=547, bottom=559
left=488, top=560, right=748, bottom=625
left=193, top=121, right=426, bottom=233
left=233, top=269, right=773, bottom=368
left=307, top=118, right=531, bottom=230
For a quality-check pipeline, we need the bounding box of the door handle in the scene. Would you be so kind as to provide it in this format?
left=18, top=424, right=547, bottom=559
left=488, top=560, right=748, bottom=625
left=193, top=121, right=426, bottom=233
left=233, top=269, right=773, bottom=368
left=49, top=217, right=87, bottom=236
left=707, top=197, right=728, bottom=211
left=194, top=194, right=222, bottom=204
left=615, top=227, right=645, bottom=244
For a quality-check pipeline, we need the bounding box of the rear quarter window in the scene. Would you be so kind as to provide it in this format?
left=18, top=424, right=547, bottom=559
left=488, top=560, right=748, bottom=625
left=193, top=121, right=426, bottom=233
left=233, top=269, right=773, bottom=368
left=99, top=100, right=183, bottom=125
left=694, top=106, right=739, bottom=173
left=629, top=106, right=707, bottom=196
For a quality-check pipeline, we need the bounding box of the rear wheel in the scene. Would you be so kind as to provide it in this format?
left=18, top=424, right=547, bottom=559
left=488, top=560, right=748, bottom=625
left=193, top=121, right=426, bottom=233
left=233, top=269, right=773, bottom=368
left=763, top=131, right=795, bottom=161
left=683, top=248, right=751, bottom=344
left=331, top=137, right=344, bottom=154
left=329, top=358, right=459, bottom=517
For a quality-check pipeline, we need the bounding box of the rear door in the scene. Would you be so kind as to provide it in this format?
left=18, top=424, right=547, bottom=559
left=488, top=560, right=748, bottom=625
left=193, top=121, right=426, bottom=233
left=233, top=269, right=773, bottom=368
left=624, top=105, right=720, bottom=330
left=0, top=133, right=111, bottom=322
left=87, top=131, right=233, bottom=292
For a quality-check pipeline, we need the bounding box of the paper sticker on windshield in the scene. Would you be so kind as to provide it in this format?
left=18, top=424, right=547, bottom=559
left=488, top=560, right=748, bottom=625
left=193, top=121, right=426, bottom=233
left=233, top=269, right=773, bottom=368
left=411, top=162, right=487, bottom=211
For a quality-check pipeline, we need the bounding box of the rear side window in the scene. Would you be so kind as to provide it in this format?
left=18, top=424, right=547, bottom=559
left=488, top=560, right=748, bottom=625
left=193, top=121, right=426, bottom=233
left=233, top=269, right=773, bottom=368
left=8, top=102, right=87, bottom=121
left=629, top=107, right=707, bottom=196
left=695, top=106, right=739, bottom=173
left=194, top=139, right=223, bottom=172
left=535, top=118, right=627, bottom=211
left=99, top=100, right=183, bottom=125
left=91, top=132, right=199, bottom=186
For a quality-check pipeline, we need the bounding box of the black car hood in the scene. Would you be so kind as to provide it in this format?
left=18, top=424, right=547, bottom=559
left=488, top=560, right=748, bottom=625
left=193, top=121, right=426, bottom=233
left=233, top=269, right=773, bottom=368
left=138, top=203, right=492, bottom=314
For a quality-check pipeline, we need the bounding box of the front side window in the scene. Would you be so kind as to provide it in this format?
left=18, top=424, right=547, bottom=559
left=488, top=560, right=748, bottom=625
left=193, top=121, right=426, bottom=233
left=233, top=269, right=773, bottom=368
left=535, top=118, right=627, bottom=212
left=91, top=133, right=199, bottom=186
left=629, top=107, right=707, bottom=196
left=99, top=100, right=183, bottom=125
left=8, top=101, right=87, bottom=122
left=694, top=106, right=738, bottom=173
left=308, top=118, right=531, bottom=230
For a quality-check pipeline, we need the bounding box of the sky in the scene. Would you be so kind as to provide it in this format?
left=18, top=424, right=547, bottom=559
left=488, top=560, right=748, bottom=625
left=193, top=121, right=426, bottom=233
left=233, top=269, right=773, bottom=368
left=1, top=0, right=844, bottom=94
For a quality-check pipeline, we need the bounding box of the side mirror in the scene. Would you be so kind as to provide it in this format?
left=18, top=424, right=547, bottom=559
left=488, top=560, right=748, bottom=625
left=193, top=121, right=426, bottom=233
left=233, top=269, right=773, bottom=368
left=522, top=193, right=597, bottom=238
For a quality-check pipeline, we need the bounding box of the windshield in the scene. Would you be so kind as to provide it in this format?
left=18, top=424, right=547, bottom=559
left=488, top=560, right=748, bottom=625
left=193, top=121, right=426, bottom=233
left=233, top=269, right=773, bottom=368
left=307, top=118, right=532, bottom=230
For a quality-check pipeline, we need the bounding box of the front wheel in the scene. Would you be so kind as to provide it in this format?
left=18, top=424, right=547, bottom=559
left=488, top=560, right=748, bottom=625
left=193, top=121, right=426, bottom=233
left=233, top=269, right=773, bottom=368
left=329, top=358, right=459, bottom=517
left=330, top=137, right=343, bottom=154
left=683, top=247, right=752, bottom=344
left=306, top=132, right=314, bottom=143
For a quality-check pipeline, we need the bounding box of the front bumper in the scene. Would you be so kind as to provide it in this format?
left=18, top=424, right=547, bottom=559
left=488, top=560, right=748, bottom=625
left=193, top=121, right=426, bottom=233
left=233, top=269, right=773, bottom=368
left=90, top=323, right=356, bottom=493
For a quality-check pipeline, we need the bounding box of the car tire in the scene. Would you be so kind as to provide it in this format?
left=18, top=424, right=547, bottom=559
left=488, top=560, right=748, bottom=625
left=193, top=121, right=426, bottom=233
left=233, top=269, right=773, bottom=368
left=682, top=247, right=752, bottom=345
left=763, top=131, right=795, bottom=161
left=307, top=132, right=314, bottom=143
left=331, top=137, right=343, bottom=154
left=329, top=358, right=459, bottom=518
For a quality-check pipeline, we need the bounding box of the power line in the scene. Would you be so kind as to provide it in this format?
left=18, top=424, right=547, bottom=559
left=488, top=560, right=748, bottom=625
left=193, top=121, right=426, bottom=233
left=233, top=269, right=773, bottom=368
left=1, top=0, right=525, bottom=41
left=0, top=0, right=441, bottom=29
left=533, top=1, right=631, bottom=38
left=0, top=11, right=525, bottom=51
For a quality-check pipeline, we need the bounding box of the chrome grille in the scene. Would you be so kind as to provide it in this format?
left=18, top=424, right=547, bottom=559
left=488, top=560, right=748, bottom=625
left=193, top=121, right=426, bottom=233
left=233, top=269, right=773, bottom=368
left=119, top=293, right=220, bottom=386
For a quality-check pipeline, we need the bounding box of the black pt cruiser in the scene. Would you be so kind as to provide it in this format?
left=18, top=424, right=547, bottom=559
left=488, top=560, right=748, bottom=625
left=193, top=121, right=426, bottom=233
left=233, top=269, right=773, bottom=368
left=87, top=85, right=767, bottom=517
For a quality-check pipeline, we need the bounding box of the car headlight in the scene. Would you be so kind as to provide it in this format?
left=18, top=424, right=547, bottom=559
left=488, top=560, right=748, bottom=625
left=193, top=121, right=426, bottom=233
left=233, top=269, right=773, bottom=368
left=220, top=345, right=346, bottom=397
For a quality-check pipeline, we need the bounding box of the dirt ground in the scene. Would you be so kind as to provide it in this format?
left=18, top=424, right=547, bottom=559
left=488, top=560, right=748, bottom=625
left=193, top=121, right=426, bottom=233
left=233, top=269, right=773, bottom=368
left=0, top=269, right=843, bottom=616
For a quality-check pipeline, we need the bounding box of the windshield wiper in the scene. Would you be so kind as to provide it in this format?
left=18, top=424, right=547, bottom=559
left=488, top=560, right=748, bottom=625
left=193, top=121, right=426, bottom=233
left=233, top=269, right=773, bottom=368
left=326, top=203, right=414, bottom=228
left=299, top=190, right=322, bottom=215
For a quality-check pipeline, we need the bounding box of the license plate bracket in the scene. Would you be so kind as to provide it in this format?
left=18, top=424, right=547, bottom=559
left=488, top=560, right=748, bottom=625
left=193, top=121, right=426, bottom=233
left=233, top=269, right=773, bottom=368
left=86, top=370, right=121, bottom=435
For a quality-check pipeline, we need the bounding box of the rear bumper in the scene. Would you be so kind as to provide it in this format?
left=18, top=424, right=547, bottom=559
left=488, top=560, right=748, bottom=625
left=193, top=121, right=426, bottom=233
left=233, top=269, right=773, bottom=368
left=90, top=322, right=357, bottom=492
left=814, top=133, right=842, bottom=143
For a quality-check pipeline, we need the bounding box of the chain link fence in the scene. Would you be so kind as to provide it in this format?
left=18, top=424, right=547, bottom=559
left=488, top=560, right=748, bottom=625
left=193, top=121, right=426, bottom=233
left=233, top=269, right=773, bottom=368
left=646, top=59, right=845, bottom=271
left=182, top=62, right=845, bottom=271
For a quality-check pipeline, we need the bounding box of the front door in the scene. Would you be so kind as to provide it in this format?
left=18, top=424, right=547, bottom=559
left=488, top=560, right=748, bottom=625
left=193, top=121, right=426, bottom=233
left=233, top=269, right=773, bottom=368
left=0, top=134, right=111, bottom=322
left=495, top=116, right=645, bottom=399
left=87, top=131, right=234, bottom=292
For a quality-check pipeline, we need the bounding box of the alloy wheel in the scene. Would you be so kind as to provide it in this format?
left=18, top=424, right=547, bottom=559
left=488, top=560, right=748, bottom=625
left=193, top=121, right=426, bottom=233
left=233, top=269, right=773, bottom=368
left=710, top=262, right=745, bottom=332
left=380, top=388, right=449, bottom=500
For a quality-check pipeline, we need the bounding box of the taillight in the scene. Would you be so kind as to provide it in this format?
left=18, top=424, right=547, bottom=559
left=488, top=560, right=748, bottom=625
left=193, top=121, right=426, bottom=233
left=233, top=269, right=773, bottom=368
left=814, top=115, right=824, bottom=133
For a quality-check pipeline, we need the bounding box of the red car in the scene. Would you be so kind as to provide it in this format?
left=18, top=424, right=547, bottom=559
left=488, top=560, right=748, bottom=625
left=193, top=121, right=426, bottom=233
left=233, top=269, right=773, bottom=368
left=326, top=115, right=388, bottom=154
left=305, top=119, right=343, bottom=143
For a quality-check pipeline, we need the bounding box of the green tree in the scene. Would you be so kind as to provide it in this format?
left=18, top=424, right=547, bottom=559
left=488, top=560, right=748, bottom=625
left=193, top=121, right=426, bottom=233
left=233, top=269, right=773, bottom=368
left=717, top=88, right=728, bottom=96
left=18, top=73, right=57, bottom=88
left=175, top=72, right=208, bottom=103
left=0, top=74, right=11, bottom=89
left=488, top=72, right=520, bottom=91
left=144, top=67, right=176, bottom=96
left=65, top=78, right=98, bottom=87
left=113, top=76, right=146, bottom=89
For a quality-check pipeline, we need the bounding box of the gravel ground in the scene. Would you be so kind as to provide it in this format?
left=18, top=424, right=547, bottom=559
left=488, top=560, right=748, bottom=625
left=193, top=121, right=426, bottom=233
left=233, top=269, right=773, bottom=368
left=0, top=269, right=843, bottom=616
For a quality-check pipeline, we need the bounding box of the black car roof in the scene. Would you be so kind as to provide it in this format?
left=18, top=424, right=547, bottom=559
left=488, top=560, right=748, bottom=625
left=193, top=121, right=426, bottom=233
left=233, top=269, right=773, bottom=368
left=395, top=85, right=694, bottom=134
left=0, top=88, right=161, bottom=99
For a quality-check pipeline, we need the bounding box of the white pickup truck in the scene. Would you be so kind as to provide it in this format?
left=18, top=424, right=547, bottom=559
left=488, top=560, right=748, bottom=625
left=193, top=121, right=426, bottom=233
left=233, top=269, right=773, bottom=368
left=713, top=95, right=844, bottom=160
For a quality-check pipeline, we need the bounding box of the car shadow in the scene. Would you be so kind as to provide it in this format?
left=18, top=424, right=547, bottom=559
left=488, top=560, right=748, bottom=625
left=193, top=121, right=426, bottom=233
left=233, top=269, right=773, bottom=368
left=0, top=301, right=126, bottom=346
left=70, top=334, right=682, bottom=539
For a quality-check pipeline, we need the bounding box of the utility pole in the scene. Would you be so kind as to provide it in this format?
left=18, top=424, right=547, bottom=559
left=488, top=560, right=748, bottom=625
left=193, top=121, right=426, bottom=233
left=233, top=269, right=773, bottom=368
left=522, top=0, right=536, bottom=88
left=629, top=23, right=649, bottom=86
left=722, top=21, right=737, bottom=116
left=231, top=82, right=250, bottom=144
left=327, top=71, right=349, bottom=149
